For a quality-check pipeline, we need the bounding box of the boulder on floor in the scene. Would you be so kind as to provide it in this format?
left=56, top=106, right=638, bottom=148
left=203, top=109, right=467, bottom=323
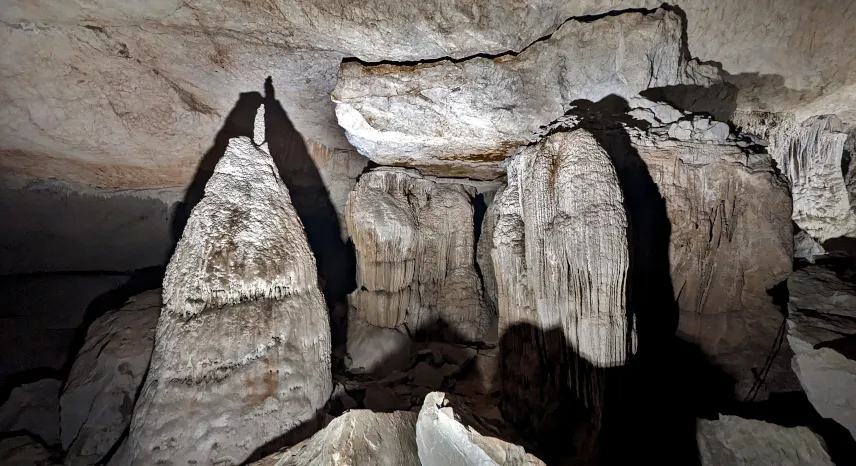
left=0, top=378, right=61, bottom=447
left=250, top=410, right=419, bottom=466
left=696, top=414, right=833, bottom=466
left=60, top=289, right=160, bottom=466
left=787, top=261, right=856, bottom=440
left=416, top=391, right=545, bottom=466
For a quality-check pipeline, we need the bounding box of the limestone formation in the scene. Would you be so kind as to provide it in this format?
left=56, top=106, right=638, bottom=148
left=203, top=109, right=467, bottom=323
left=250, top=410, right=420, bottom=466
left=794, top=230, right=826, bottom=263
left=490, top=130, right=634, bottom=435
left=346, top=167, right=491, bottom=341
left=734, top=112, right=856, bottom=242
left=416, top=392, right=545, bottom=466
left=612, top=135, right=796, bottom=398
left=696, top=415, right=833, bottom=466
left=492, top=129, right=634, bottom=367
left=128, top=107, right=331, bottom=465
left=345, top=305, right=412, bottom=376
left=60, top=289, right=159, bottom=466
left=0, top=436, right=53, bottom=466
left=0, top=378, right=61, bottom=446
left=787, top=262, right=856, bottom=439
left=333, top=9, right=717, bottom=178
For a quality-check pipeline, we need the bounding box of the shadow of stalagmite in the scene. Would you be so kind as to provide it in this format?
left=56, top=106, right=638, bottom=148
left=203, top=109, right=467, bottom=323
left=261, top=77, right=356, bottom=309
left=171, top=78, right=356, bottom=310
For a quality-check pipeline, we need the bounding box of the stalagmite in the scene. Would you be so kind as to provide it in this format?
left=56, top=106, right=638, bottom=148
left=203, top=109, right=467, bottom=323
left=345, top=168, right=491, bottom=342
left=490, top=129, right=634, bottom=433
left=128, top=105, right=331, bottom=465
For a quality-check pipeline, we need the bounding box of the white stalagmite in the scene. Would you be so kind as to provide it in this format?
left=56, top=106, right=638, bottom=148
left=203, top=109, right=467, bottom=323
left=161, top=105, right=320, bottom=318
left=492, top=129, right=635, bottom=368
left=345, top=167, right=491, bottom=342
left=733, top=112, right=856, bottom=242
left=128, top=105, right=331, bottom=465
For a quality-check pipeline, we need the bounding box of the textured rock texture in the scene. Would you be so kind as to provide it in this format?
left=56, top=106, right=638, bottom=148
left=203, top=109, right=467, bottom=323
left=490, top=130, right=633, bottom=438
left=794, top=230, right=826, bottom=263
left=0, top=378, right=61, bottom=446
left=615, top=136, right=796, bottom=398
left=345, top=305, right=412, bottom=375
left=333, top=9, right=716, bottom=178
left=417, top=392, right=545, bottom=466
left=250, top=410, right=419, bottom=466
left=2, top=1, right=856, bottom=191
left=492, top=130, right=634, bottom=367
left=128, top=108, right=331, bottom=465
left=696, top=415, right=833, bottom=466
left=346, top=167, right=491, bottom=341
left=60, top=289, right=160, bottom=466
left=0, top=436, right=53, bottom=466
left=787, top=262, right=856, bottom=440
left=734, top=112, right=856, bottom=242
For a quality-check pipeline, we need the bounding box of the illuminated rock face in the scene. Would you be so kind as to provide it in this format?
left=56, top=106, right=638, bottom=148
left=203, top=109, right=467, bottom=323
left=128, top=108, right=331, bottom=466
left=492, top=129, right=635, bottom=369
left=489, top=130, right=634, bottom=434
left=345, top=167, right=492, bottom=344
left=332, top=9, right=717, bottom=179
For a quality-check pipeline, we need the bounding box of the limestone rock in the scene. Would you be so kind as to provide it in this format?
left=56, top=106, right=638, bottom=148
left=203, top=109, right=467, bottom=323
left=787, top=262, right=856, bottom=439
left=250, top=410, right=419, bottom=466
left=0, top=435, right=53, bottom=466
left=696, top=415, right=833, bottom=466
left=794, top=230, right=826, bottom=263
left=332, top=9, right=717, bottom=178
left=60, top=289, right=159, bottom=466
left=624, top=140, right=796, bottom=397
left=416, top=391, right=545, bottom=466
left=489, top=129, right=634, bottom=437
left=734, top=112, right=856, bottom=241
left=363, top=385, right=410, bottom=413
left=346, top=167, right=491, bottom=341
left=128, top=108, right=331, bottom=465
left=345, top=306, right=412, bottom=376
left=0, top=379, right=60, bottom=446
left=492, top=129, right=634, bottom=367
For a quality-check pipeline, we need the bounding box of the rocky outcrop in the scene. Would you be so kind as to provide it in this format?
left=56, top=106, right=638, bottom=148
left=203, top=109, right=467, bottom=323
left=787, top=261, right=856, bottom=440
left=60, top=289, right=159, bottom=466
left=490, top=129, right=634, bottom=436
left=333, top=9, right=717, bottom=178
left=696, top=415, right=833, bottom=466
left=625, top=138, right=796, bottom=397
left=250, top=410, right=420, bottom=466
left=0, top=378, right=61, bottom=446
left=346, top=167, right=491, bottom=342
left=0, top=436, right=53, bottom=466
left=734, top=112, right=856, bottom=242
left=128, top=107, right=331, bottom=465
left=417, top=392, right=545, bottom=466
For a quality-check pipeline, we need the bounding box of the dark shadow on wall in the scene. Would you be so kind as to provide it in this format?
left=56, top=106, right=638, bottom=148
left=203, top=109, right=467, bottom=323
left=170, top=78, right=356, bottom=309
left=262, top=77, right=356, bottom=308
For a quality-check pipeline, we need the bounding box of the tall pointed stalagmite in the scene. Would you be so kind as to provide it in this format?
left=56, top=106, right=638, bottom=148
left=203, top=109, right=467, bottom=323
left=491, top=129, right=635, bottom=440
left=128, top=104, right=331, bottom=465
